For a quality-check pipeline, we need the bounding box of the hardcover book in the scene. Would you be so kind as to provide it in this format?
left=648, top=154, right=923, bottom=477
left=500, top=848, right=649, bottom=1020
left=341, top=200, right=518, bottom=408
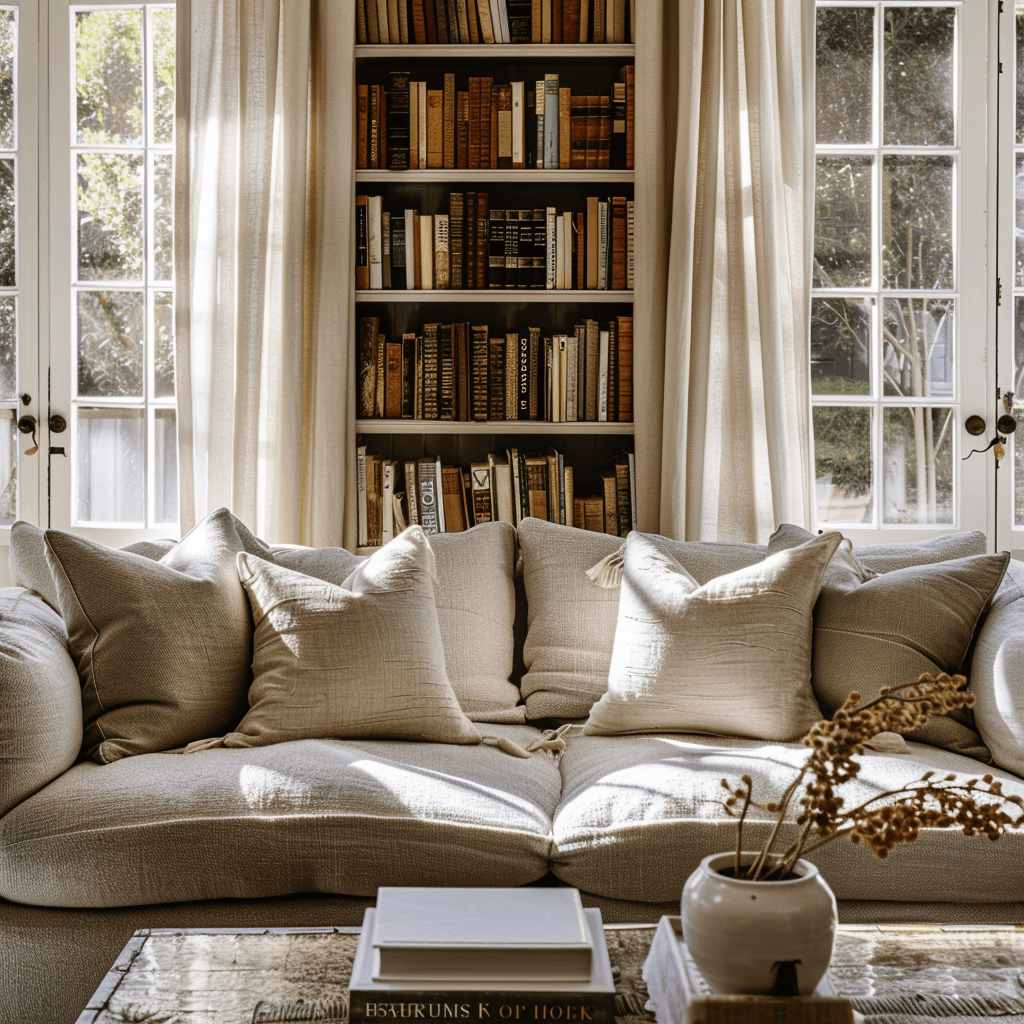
left=387, top=71, right=411, bottom=171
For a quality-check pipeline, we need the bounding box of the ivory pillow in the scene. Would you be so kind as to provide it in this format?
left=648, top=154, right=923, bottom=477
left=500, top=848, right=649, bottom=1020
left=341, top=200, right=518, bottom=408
left=584, top=530, right=842, bottom=741
left=44, top=507, right=253, bottom=763
left=185, top=526, right=482, bottom=749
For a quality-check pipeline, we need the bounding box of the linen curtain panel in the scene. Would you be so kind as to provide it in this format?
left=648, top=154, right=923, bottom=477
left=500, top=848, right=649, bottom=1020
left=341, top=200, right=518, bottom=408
left=634, top=0, right=815, bottom=543
left=174, top=0, right=357, bottom=547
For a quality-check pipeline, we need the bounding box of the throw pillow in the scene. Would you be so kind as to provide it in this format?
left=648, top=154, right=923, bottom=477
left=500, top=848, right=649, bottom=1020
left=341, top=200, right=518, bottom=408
left=185, top=526, right=483, bottom=749
left=767, top=526, right=1008, bottom=759
left=44, top=507, right=253, bottom=763
left=583, top=530, right=843, bottom=741
left=518, top=517, right=767, bottom=719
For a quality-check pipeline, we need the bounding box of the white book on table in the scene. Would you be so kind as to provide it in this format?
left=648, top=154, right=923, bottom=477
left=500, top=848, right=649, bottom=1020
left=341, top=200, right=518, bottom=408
left=370, top=887, right=593, bottom=982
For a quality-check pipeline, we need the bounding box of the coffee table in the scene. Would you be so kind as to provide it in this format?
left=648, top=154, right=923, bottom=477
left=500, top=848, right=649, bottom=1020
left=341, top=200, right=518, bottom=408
left=76, top=921, right=1024, bottom=1024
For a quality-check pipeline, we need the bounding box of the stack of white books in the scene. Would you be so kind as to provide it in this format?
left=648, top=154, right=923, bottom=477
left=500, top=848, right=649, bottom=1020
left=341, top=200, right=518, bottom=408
left=349, top=887, right=617, bottom=1024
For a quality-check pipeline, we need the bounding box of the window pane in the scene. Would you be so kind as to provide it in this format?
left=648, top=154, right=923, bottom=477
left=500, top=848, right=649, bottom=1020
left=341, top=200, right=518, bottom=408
left=882, top=155, right=953, bottom=289
left=1017, top=5, right=1024, bottom=145
left=0, top=294, right=14, bottom=401
left=1016, top=408, right=1024, bottom=527
left=815, top=157, right=872, bottom=288
left=77, top=407, right=144, bottom=523
left=78, top=153, right=144, bottom=282
left=882, top=406, right=954, bottom=524
left=811, top=297, right=871, bottom=396
left=883, top=6, right=955, bottom=147
left=814, top=404, right=873, bottom=524
left=0, top=9, right=15, bottom=151
left=77, top=290, right=144, bottom=397
left=1016, top=155, right=1024, bottom=288
left=0, top=158, right=13, bottom=287
left=882, top=297, right=953, bottom=398
left=154, top=289, right=174, bottom=397
left=0, top=408, right=14, bottom=525
left=816, top=6, right=874, bottom=146
left=154, top=408, right=177, bottom=523
left=151, top=7, right=175, bottom=146
left=153, top=153, right=173, bottom=281
left=76, top=9, right=143, bottom=146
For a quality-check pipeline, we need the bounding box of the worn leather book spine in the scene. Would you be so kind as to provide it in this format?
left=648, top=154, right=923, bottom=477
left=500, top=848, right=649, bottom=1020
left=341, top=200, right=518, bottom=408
left=366, top=0, right=380, bottom=41
left=525, top=455, right=550, bottom=519
left=421, top=323, right=440, bottom=419
left=611, top=80, right=626, bottom=168
left=446, top=0, right=461, bottom=42
left=585, top=93, right=599, bottom=169
left=441, top=466, right=466, bottom=531
left=368, top=195, right=383, bottom=289
left=387, top=0, right=401, bottom=41
left=531, top=0, right=542, bottom=42
left=469, top=463, right=493, bottom=522
left=356, top=195, right=369, bottom=290
left=419, top=214, right=434, bottom=289
left=385, top=340, right=403, bottom=419
left=534, top=207, right=548, bottom=289
left=607, top=317, right=618, bottom=420
left=468, top=77, right=482, bottom=169
left=511, top=81, right=524, bottom=169
left=424, top=0, right=439, bottom=41
left=356, top=84, right=369, bottom=169
left=475, top=191, right=489, bottom=288
left=559, top=86, right=571, bottom=169
left=375, top=331, right=386, bottom=417
left=614, top=457, right=631, bottom=537
left=488, top=208, right=506, bottom=289
left=356, top=0, right=368, bottom=42
left=381, top=211, right=391, bottom=289
left=600, top=469, right=618, bottom=536
left=411, top=0, right=428, bottom=42
left=455, top=321, right=471, bottom=421
left=387, top=71, right=410, bottom=171
left=518, top=332, right=530, bottom=420
left=398, top=0, right=410, bottom=41
left=477, top=0, right=495, bottom=42
left=404, top=460, right=420, bottom=523
left=369, top=85, right=381, bottom=168
left=489, top=82, right=499, bottom=169
left=585, top=196, right=598, bottom=289
left=625, top=63, right=635, bottom=169
left=471, top=325, right=490, bottom=420
left=435, top=0, right=450, bottom=43
left=562, top=0, right=580, bottom=41
left=503, top=209, right=520, bottom=289
left=401, top=333, right=416, bottom=417
left=508, top=0, right=533, bottom=42
left=479, top=78, right=493, bottom=165
left=443, top=73, right=456, bottom=169
left=487, top=335, right=506, bottom=420
left=375, top=0, right=390, bottom=42
left=610, top=195, right=627, bottom=290
left=497, top=84, right=513, bottom=169
left=416, top=457, right=441, bottom=534
left=434, top=213, right=450, bottom=290
left=391, top=214, right=406, bottom=290
left=426, top=89, right=444, bottom=168
left=505, top=333, right=519, bottom=421
left=455, top=0, right=472, bottom=43
left=543, top=74, right=559, bottom=171
left=357, top=316, right=380, bottom=418
left=552, top=0, right=562, bottom=41
left=409, top=83, right=419, bottom=169
left=598, top=94, right=611, bottom=169
left=457, top=90, right=470, bottom=168
left=585, top=318, right=599, bottom=421
left=535, top=79, right=545, bottom=168
left=438, top=322, right=455, bottom=419
left=575, top=210, right=585, bottom=290
left=593, top=0, right=605, bottom=41
left=449, top=192, right=464, bottom=289
left=465, top=191, right=477, bottom=288
left=626, top=198, right=634, bottom=289
left=466, top=0, right=480, bottom=42
left=616, top=315, right=632, bottom=422
left=528, top=326, right=541, bottom=420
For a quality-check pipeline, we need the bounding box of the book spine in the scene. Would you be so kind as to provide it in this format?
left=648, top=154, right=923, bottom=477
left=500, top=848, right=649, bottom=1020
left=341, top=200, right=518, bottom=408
left=563, top=0, right=580, bottom=41
left=436, top=0, right=450, bottom=42
left=405, top=209, right=417, bottom=289
left=584, top=94, right=598, bottom=170
left=517, top=332, right=529, bottom=420
left=614, top=459, right=631, bottom=538
left=418, top=81, right=428, bottom=167
left=357, top=84, right=369, bottom=169
left=545, top=207, right=557, bottom=289
left=413, top=334, right=424, bottom=418
left=357, top=316, right=379, bottom=419
left=356, top=0, right=368, bottom=43
left=476, top=191, right=489, bottom=288
left=543, top=75, right=559, bottom=172
left=356, top=195, right=369, bottom=290
left=585, top=196, right=598, bottom=289
left=601, top=469, right=618, bottom=536
left=497, top=84, right=513, bottom=169
left=371, top=84, right=385, bottom=168
left=616, top=315, right=633, bottom=422
left=625, top=63, right=635, bottom=169
left=387, top=71, right=410, bottom=171
left=606, top=318, right=618, bottom=421
left=504, top=333, right=519, bottom=421
left=597, top=200, right=608, bottom=290
left=507, top=0, right=532, bottom=42
left=532, top=208, right=545, bottom=288
left=391, top=215, right=406, bottom=289
left=597, top=327, right=609, bottom=422
left=585, top=319, right=599, bottom=421
left=490, top=83, right=499, bottom=169
left=598, top=94, right=611, bottom=169
left=511, top=81, right=525, bottom=169
left=398, top=0, right=410, bottom=42
left=535, top=79, right=545, bottom=168
left=565, top=331, right=578, bottom=422
left=404, top=460, right=420, bottom=524
left=626, top=199, right=634, bottom=290
left=443, top=72, right=456, bottom=169
left=381, top=211, right=392, bottom=289
left=558, top=86, right=571, bottom=169
left=611, top=79, right=626, bottom=168
left=469, top=77, right=482, bottom=169
left=456, top=0, right=472, bottom=43
left=449, top=192, right=464, bottom=289
left=570, top=95, right=586, bottom=169
left=385, top=339, right=403, bottom=419
left=374, top=330, right=386, bottom=418
left=477, top=0, right=496, bottom=42
left=466, top=0, right=480, bottom=43
left=356, top=445, right=368, bottom=546
left=417, top=459, right=441, bottom=534
left=447, top=0, right=461, bottom=42
left=525, top=457, right=549, bottom=520
left=575, top=211, right=585, bottom=291
left=419, top=213, right=434, bottom=289
left=439, top=323, right=455, bottom=420
left=376, top=0, right=390, bottom=42
left=401, top=333, right=416, bottom=417
left=411, top=0, right=428, bottom=42
left=368, top=195, right=383, bottom=290
left=479, top=76, right=494, bottom=169
left=455, top=321, right=470, bottom=421
left=469, top=464, right=493, bottom=523
left=528, top=326, right=541, bottom=420
left=610, top=196, right=627, bottom=290
left=422, top=323, right=440, bottom=419
left=593, top=0, right=605, bottom=41
left=531, top=0, right=541, bottom=42
left=441, top=465, right=465, bottom=531
left=505, top=209, right=521, bottom=289
left=457, top=90, right=470, bottom=169
left=489, top=208, right=506, bottom=288
left=471, top=325, right=490, bottom=421
left=628, top=451, right=637, bottom=530
left=553, top=0, right=562, bottom=42
left=466, top=191, right=477, bottom=289
left=434, top=213, right=450, bottom=289
left=488, top=335, right=506, bottom=420
left=381, top=460, right=396, bottom=544
left=426, top=89, right=444, bottom=168
left=366, top=0, right=380, bottom=43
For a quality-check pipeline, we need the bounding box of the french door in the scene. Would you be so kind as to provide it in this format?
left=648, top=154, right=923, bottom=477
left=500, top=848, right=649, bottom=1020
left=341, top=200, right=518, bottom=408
left=811, top=0, right=1001, bottom=548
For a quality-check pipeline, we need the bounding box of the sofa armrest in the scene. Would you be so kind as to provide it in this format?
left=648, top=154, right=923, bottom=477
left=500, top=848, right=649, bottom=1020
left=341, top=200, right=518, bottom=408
left=970, top=559, right=1024, bottom=778
left=0, top=588, right=82, bottom=816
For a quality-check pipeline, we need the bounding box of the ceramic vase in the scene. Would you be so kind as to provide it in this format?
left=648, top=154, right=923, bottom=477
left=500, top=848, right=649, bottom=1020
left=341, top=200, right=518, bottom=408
left=680, top=851, right=837, bottom=995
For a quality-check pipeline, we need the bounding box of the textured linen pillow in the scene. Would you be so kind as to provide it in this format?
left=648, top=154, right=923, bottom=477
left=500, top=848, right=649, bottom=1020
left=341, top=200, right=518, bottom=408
left=44, top=507, right=253, bottom=763
left=584, top=530, right=842, bottom=741
left=184, top=526, right=483, bottom=749
left=518, top=517, right=767, bottom=719
left=768, top=526, right=1008, bottom=759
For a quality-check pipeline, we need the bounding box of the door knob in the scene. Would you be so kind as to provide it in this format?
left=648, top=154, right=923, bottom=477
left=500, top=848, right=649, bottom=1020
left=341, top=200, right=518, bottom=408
left=996, top=414, right=1017, bottom=435
left=964, top=415, right=986, bottom=436
left=49, top=414, right=67, bottom=433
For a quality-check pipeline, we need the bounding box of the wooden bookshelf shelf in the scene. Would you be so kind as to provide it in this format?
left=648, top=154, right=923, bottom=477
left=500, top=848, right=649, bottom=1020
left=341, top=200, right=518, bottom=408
left=355, top=289, right=633, bottom=303
left=356, top=419, right=635, bottom=435
left=356, top=169, right=634, bottom=183
left=355, top=44, right=636, bottom=59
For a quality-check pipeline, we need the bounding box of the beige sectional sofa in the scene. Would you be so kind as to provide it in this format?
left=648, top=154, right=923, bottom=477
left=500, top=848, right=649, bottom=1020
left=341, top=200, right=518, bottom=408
left=2, top=513, right=1023, bottom=1024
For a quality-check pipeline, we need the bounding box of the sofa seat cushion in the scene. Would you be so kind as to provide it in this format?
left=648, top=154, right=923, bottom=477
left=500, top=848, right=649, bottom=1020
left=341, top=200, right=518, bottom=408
left=0, top=725, right=560, bottom=908
left=550, top=729, right=1024, bottom=905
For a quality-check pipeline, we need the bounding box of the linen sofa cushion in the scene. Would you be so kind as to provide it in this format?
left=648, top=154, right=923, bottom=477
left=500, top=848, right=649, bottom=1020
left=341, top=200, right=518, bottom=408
left=969, top=558, right=1024, bottom=777
left=518, top=518, right=767, bottom=719
left=0, top=589, right=82, bottom=817
left=855, top=531, right=988, bottom=573
left=44, top=507, right=253, bottom=763
left=584, top=531, right=841, bottom=742
left=551, top=728, right=1024, bottom=905
left=185, top=527, right=482, bottom=750
left=767, top=526, right=1007, bottom=760
left=0, top=724, right=561, bottom=906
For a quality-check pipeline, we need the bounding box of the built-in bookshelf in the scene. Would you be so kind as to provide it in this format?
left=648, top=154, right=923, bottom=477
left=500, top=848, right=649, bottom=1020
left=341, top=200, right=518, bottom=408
left=354, top=1, right=635, bottom=549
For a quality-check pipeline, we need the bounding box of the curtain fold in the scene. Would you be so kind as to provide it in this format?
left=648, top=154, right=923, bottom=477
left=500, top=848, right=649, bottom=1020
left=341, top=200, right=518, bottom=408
left=635, top=0, right=815, bottom=543
left=174, top=0, right=356, bottom=547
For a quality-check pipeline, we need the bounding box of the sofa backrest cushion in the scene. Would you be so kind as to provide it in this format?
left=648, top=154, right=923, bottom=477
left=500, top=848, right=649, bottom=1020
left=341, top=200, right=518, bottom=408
left=583, top=530, right=841, bottom=741
left=0, top=589, right=82, bottom=816
left=968, top=558, right=1024, bottom=777
left=44, top=507, right=254, bottom=763
left=854, top=531, right=988, bottom=573
left=517, top=518, right=767, bottom=719
left=183, top=526, right=483, bottom=750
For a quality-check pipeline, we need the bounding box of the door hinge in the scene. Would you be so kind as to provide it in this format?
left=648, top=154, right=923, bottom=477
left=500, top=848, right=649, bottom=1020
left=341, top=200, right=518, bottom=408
left=997, top=277, right=1003, bottom=307
left=999, top=0, right=1005, bottom=14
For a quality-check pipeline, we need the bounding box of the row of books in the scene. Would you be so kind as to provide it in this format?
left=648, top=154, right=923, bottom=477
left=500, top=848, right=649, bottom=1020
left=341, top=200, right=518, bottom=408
left=356, top=195, right=634, bottom=291
left=357, top=316, right=633, bottom=423
left=358, top=68, right=634, bottom=171
left=355, top=446, right=636, bottom=547
left=356, top=0, right=633, bottom=46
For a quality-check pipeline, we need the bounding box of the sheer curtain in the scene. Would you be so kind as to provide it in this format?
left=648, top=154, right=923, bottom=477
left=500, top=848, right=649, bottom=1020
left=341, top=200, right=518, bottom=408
left=174, top=0, right=356, bottom=547
left=634, top=0, right=815, bottom=543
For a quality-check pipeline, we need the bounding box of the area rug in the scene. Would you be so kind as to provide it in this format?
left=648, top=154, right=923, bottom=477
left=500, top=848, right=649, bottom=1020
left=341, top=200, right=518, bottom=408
left=79, top=923, right=1024, bottom=1024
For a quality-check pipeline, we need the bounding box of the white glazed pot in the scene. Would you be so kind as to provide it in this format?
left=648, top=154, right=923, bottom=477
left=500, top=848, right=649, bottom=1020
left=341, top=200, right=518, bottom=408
left=680, top=852, right=837, bottom=995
